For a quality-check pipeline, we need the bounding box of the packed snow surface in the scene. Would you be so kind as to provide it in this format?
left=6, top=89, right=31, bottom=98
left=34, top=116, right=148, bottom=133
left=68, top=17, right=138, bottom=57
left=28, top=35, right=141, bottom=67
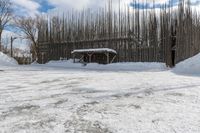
left=173, top=53, right=200, bottom=75
left=1, top=57, right=200, bottom=132
left=44, top=59, right=167, bottom=71
left=0, top=52, right=17, bottom=66
left=0, top=54, right=200, bottom=133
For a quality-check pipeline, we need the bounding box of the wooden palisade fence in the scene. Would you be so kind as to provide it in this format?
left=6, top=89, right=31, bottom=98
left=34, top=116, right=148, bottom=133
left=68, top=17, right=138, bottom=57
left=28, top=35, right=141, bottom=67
left=37, top=0, right=200, bottom=67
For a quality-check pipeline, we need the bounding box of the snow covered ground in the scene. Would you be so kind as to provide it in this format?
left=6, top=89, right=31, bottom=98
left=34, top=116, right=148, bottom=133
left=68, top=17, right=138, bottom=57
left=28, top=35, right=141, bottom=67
left=1, top=53, right=200, bottom=133
left=173, top=53, right=200, bottom=75
left=41, top=59, right=167, bottom=72
left=0, top=52, right=17, bottom=66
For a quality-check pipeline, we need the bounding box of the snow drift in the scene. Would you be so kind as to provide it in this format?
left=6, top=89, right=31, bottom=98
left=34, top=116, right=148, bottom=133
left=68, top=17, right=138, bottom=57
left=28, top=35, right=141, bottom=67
left=44, top=59, right=167, bottom=71
left=173, top=53, right=200, bottom=75
left=0, top=52, right=18, bottom=66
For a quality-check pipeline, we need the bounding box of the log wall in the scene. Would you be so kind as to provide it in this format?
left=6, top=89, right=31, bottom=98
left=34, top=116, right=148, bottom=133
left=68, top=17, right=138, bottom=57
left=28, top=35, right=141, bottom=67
left=37, top=0, right=200, bottom=67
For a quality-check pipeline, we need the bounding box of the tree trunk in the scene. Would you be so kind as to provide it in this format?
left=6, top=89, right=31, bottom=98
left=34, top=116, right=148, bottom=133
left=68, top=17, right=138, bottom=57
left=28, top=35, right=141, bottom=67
left=31, top=42, right=39, bottom=62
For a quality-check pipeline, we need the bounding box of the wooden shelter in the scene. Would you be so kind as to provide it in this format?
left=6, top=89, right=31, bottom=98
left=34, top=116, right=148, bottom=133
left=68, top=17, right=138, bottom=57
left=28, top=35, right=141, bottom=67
left=71, top=48, right=117, bottom=64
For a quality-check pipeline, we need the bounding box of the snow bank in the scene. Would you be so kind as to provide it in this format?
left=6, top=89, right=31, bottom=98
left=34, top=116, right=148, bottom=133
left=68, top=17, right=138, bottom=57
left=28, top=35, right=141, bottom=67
left=173, top=53, right=200, bottom=75
left=0, top=52, right=18, bottom=66
left=44, top=59, right=167, bottom=71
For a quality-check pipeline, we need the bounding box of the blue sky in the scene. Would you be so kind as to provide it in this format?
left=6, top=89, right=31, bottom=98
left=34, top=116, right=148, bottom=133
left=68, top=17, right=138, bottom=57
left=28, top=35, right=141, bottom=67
left=132, top=0, right=200, bottom=9
left=131, top=0, right=180, bottom=9
left=37, top=0, right=55, bottom=12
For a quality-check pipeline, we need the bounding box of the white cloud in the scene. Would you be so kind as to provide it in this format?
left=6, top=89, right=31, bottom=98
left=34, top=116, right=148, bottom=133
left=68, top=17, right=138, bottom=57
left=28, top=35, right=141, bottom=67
left=146, top=0, right=169, bottom=4
left=48, top=0, right=90, bottom=10
left=46, top=0, right=174, bottom=14
left=47, top=0, right=128, bottom=11
left=45, top=0, right=134, bottom=15
left=11, top=0, right=41, bottom=16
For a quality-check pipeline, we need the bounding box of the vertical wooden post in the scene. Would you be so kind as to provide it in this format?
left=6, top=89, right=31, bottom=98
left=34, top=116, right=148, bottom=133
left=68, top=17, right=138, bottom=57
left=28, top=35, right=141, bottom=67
left=73, top=53, right=75, bottom=63
left=89, top=55, right=91, bottom=63
left=106, top=52, right=110, bottom=64
left=88, top=53, right=93, bottom=63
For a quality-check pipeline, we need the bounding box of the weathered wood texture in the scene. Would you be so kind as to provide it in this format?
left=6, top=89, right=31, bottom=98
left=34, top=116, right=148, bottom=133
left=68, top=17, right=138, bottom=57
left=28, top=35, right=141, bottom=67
left=38, top=39, right=161, bottom=63
left=37, top=0, right=200, bottom=66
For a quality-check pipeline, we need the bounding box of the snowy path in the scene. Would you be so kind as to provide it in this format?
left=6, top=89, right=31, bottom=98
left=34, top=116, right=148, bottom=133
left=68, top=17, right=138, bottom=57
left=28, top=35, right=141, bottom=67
left=0, top=66, right=200, bottom=133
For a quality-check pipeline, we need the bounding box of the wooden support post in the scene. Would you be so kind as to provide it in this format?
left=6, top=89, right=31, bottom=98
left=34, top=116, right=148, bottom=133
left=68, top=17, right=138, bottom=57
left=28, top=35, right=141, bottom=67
left=106, top=53, right=110, bottom=64
left=87, top=53, right=93, bottom=63
left=110, top=55, right=116, bottom=63
left=73, top=54, right=75, bottom=63
left=89, top=55, right=91, bottom=63
left=79, top=55, right=84, bottom=63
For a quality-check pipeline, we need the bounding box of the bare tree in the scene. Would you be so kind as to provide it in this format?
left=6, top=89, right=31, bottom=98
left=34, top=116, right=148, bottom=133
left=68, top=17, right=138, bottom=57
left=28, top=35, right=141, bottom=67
left=0, top=0, right=12, bottom=51
left=15, top=16, right=43, bottom=61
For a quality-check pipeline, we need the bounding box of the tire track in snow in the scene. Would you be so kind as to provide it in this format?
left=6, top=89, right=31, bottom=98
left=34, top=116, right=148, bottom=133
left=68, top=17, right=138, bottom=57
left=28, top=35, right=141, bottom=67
left=64, top=103, right=113, bottom=133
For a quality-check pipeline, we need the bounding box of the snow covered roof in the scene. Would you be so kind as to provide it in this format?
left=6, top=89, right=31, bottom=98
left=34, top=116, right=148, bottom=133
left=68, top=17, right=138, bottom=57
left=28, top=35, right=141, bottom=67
left=71, top=48, right=117, bottom=54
